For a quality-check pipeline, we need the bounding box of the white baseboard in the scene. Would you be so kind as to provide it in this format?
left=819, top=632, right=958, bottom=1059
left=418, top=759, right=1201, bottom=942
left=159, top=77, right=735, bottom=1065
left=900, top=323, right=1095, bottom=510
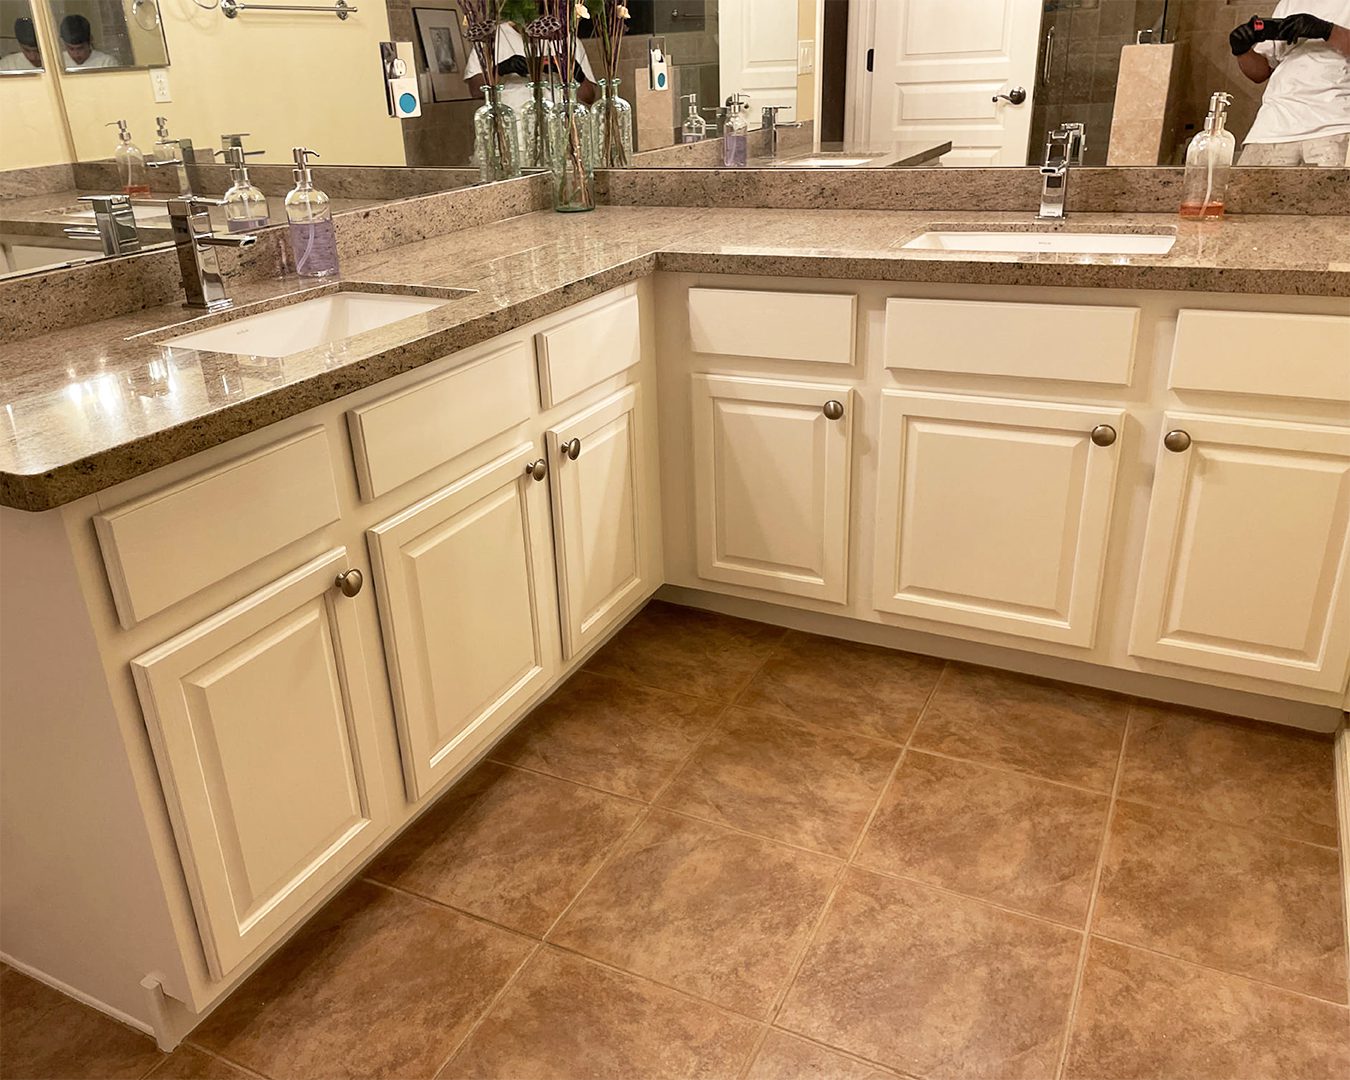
left=0, top=952, right=155, bottom=1038
left=1336, top=721, right=1350, bottom=1006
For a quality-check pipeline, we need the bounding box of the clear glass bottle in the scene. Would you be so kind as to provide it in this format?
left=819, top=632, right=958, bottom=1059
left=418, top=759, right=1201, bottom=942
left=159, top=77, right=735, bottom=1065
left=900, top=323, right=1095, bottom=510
left=681, top=94, right=707, bottom=143
left=285, top=147, right=339, bottom=278
left=474, top=85, right=522, bottom=183
left=723, top=98, right=749, bottom=167
left=107, top=120, right=149, bottom=195
left=550, top=83, right=594, bottom=212
left=520, top=80, right=559, bottom=171
left=219, top=146, right=269, bottom=233
left=1180, top=91, right=1236, bottom=220
left=592, top=78, right=634, bottom=167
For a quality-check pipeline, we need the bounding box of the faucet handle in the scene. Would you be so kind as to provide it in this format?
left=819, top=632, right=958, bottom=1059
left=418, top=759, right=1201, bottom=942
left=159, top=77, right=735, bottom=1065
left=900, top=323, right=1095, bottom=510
left=78, top=193, right=133, bottom=212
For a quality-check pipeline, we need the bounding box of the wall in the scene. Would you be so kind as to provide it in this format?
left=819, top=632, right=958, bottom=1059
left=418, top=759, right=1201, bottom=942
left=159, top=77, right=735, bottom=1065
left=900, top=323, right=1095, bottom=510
left=797, top=0, right=815, bottom=124
left=0, top=9, right=73, bottom=169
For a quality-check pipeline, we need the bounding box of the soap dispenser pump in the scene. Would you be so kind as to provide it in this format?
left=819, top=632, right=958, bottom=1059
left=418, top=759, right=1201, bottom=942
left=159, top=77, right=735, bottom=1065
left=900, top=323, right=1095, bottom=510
left=107, top=120, right=150, bottom=195
left=1180, top=91, right=1236, bottom=220
left=681, top=94, right=707, bottom=144
left=285, top=147, right=339, bottom=278
left=218, top=146, right=269, bottom=233
left=723, top=94, right=750, bottom=167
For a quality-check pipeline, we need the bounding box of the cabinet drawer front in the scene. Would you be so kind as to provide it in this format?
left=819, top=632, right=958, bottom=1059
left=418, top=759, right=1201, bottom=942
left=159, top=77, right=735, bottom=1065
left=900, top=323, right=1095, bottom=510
left=535, top=291, right=642, bottom=408
left=367, top=445, right=560, bottom=800
left=872, top=391, right=1123, bottom=647
left=1130, top=413, right=1350, bottom=690
left=688, top=287, right=857, bottom=365
left=131, top=549, right=387, bottom=978
left=95, top=429, right=340, bottom=629
left=348, top=340, right=536, bottom=500
left=885, top=298, right=1139, bottom=384
left=1170, top=309, right=1350, bottom=403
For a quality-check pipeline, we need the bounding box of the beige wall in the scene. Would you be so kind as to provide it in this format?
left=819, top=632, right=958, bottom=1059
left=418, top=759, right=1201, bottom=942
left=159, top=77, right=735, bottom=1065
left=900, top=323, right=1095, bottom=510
left=796, top=0, right=816, bottom=124
left=0, top=9, right=73, bottom=170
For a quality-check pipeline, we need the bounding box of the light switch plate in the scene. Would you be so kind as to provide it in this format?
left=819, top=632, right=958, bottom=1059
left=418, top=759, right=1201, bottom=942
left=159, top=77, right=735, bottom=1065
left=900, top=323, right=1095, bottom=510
left=150, top=68, right=171, bottom=103
left=797, top=40, right=815, bottom=76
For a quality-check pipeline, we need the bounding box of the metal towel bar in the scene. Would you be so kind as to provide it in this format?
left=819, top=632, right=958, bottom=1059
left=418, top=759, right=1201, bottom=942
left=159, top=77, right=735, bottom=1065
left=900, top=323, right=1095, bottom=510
left=221, top=0, right=356, bottom=18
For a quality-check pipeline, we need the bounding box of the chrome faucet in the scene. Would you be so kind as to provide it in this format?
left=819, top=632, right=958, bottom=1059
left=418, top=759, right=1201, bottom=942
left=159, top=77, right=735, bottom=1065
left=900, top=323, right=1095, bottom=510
left=149, top=117, right=196, bottom=197
left=166, top=196, right=256, bottom=311
left=1038, top=123, right=1087, bottom=220
left=761, top=105, right=801, bottom=158
left=63, top=194, right=141, bottom=256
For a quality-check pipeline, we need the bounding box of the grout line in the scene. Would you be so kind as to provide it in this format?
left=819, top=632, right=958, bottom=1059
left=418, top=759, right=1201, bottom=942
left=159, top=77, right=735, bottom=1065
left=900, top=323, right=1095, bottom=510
left=1053, top=701, right=1132, bottom=1080
left=540, top=804, right=656, bottom=942
left=648, top=803, right=849, bottom=865
left=762, top=1026, right=920, bottom=1079
left=723, top=698, right=910, bottom=749
left=431, top=941, right=542, bottom=1080
left=571, top=665, right=739, bottom=708
left=361, top=877, right=545, bottom=944
left=174, top=1043, right=272, bottom=1080
left=902, top=744, right=1116, bottom=798
left=484, top=757, right=654, bottom=807
left=1107, top=793, right=1342, bottom=853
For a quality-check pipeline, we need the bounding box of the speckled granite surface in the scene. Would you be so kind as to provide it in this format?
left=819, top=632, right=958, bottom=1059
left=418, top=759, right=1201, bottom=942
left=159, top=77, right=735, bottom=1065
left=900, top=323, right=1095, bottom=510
left=3, top=205, right=1349, bottom=511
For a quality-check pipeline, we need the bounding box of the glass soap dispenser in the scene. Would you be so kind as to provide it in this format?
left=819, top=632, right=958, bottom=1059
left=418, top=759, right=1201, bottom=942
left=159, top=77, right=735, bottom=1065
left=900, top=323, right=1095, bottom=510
left=1180, top=91, right=1235, bottom=220
left=723, top=95, right=749, bottom=167
left=107, top=120, right=149, bottom=195
left=218, top=146, right=269, bottom=233
left=285, top=146, right=339, bottom=278
left=681, top=94, right=708, bottom=144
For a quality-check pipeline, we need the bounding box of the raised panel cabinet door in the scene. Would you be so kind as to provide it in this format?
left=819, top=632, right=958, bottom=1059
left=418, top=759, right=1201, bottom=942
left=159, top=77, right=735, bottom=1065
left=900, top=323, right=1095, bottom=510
left=367, top=444, right=561, bottom=800
left=691, top=374, right=854, bottom=604
left=1130, top=413, right=1350, bottom=691
left=130, top=549, right=388, bottom=980
left=873, top=391, right=1124, bottom=647
left=548, top=385, right=650, bottom=659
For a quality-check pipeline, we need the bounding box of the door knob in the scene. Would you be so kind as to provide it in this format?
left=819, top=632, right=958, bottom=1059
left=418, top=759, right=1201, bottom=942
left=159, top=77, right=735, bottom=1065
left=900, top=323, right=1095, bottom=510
left=1090, top=424, right=1117, bottom=447
left=992, top=87, right=1027, bottom=105
left=334, top=568, right=364, bottom=597
left=562, top=437, right=582, bottom=460
left=1163, top=430, right=1192, bottom=453
left=822, top=400, right=845, bottom=421
left=525, top=458, right=547, bottom=481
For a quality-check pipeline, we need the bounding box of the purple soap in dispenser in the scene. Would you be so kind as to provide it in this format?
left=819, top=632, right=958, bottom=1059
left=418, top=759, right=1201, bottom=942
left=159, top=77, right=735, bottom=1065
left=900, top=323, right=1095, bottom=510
left=285, top=147, right=339, bottom=277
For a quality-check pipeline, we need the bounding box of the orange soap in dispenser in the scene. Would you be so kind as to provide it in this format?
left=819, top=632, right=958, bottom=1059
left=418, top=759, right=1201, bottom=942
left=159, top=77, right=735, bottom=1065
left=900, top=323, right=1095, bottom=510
left=1180, top=92, right=1235, bottom=220
left=107, top=119, right=150, bottom=196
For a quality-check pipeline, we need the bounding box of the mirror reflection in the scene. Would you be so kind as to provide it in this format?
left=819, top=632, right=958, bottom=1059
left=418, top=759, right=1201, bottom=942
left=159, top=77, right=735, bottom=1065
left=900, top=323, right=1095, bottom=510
left=47, top=0, right=169, bottom=71
left=0, top=0, right=43, bottom=71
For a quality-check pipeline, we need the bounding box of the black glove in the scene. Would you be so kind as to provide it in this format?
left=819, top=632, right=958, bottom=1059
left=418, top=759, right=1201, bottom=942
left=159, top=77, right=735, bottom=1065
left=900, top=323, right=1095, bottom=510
left=1274, top=12, right=1334, bottom=41
left=1230, top=15, right=1281, bottom=54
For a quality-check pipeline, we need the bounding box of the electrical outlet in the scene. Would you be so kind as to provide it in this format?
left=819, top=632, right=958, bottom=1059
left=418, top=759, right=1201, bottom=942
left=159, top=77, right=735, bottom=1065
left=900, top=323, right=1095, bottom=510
left=150, top=68, right=171, bottom=103
left=797, top=40, right=815, bottom=76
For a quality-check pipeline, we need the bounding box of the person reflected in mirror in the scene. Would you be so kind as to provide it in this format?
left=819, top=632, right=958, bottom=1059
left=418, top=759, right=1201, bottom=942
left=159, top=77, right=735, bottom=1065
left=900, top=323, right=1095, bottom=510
left=58, top=14, right=117, bottom=70
left=1230, top=3, right=1350, bottom=165
left=464, top=20, right=597, bottom=110
left=0, top=16, right=42, bottom=69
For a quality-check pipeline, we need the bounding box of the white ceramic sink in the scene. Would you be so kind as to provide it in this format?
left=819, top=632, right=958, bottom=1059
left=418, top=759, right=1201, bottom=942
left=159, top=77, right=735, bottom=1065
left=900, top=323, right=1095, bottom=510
left=902, top=230, right=1177, bottom=255
left=785, top=156, right=875, bottom=167
left=167, top=291, right=450, bottom=357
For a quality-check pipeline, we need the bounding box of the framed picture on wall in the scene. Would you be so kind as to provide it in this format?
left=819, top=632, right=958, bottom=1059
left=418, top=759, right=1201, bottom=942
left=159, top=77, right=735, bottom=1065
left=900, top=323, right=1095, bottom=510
left=413, top=4, right=474, bottom=103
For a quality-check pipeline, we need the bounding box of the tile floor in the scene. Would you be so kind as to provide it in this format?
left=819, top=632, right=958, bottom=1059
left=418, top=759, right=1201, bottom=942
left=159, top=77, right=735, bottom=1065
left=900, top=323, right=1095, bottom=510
left=2, top=600, right=1347, bottom=1080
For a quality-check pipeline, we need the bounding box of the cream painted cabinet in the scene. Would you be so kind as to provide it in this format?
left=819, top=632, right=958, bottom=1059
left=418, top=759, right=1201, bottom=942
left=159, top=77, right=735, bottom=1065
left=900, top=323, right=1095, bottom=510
left=1130, top=413, right=1350, bottom=691
left=130, top=549, right=388, bottom=980
left=548, top=384, right=651, bottom=658
left=367, top=445, right=561, bottom=800
left=873, top=391, right=1124, bottom=647
left=690, top=374, right=854, bottom=604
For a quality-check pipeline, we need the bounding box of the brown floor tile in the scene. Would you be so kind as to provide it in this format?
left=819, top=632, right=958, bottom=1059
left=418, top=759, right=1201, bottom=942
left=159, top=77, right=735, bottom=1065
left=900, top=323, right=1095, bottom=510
left=745, top=1031, right=898, bottom=1080
left=1094, top=800, right=1347, bottom=1003
left=548, top=811, right=838, bottom=1017
left=367, top=762, right=641, bottom=935
left=856, top=750, right=1109, bottom=925
left=191, top=880, right=533, bottom=1079
left=146, top=1047, right=253, bottom=1079
left=656, top=708, right=899, bottom=856
left=778, top=869, right=1080, bottom=1080
left=911, top=664, right=1129, bottom=791
left=1119, top=702, right=1338, bottom=846
left=1065, top=938, right=1350, bottom=1080
left=584, top=600, right=786, bottom=701
left=444, top=947, right=759, bottom=1080
left=736, top=632, right=944, bottom=742
left=489, top=671, right=724, bottom=800
left=0, top=965, right=163, bottom=1080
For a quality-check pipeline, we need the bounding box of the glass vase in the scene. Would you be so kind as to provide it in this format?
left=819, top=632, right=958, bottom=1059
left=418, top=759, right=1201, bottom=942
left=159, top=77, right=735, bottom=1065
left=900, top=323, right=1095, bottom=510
left=550, top=84, right=594, bottom=212
left=520, top=81, right=561, bottom=171
left=474, top=85, right=521, bottom=183
left=592, top=78, right=634, bottom=168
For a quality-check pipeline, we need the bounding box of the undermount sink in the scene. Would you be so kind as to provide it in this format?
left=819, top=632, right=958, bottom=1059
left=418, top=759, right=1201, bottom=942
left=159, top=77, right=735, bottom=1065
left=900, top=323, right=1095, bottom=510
left=782, top=155, right=876, bottom=167
left=165, top=291, right=453, bottom=358
left=902, top=229, right=1177, bottom=255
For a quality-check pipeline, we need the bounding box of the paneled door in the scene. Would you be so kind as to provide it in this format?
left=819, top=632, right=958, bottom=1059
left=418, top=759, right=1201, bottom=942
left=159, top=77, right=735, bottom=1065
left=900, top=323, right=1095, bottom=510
left=1130, top=414, right=1350, bottom=691
left=691, top=374, right=854, bottom=604
left=367, top=445, right=560, bottom=800
left=548, top=385, right=650, bottom=659
left=719, top=0, right=800, bottom=113
left=865, top=0, right=1041, bottom=165
left=873, top=391, right=1123, bottom=647
left=131, top=549, right=387, bottom=979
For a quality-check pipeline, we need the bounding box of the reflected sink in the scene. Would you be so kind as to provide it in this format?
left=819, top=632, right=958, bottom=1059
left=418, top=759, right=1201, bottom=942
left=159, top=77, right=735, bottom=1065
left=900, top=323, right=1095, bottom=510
left=166, top=291, right=453, bottom=357
left=783, top=156, right=876, bottom=167
left=902, top=230, right=1176, bottom=255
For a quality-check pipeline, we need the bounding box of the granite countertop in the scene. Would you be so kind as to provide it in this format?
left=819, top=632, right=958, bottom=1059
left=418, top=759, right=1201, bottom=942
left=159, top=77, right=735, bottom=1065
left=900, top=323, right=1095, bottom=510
left=3, top=205, right=1349, bottom=512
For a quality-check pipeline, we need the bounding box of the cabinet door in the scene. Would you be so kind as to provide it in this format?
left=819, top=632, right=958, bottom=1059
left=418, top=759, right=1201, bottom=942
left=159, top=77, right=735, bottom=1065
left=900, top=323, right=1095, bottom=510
left=548, top=385, right=650, bottom=659
left=691, top=374, right=854, bottom=603
left=131, top=549, right=387, bottom=979
left=1130, top=413, right=1350, bottom=690
left=367, top=445, right=560, bottom=800
left=873, top=391, right=1124, bottom=647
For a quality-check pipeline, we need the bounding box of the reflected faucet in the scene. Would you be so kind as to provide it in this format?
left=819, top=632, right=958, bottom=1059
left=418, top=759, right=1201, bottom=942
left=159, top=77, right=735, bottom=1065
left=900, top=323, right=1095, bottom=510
left=63, top=194, right=141, bottom=256
left=167, top=196, right=257, bottom=311
left=761, top=106, right=801, bottom=158
left=1038, top=123, right=1087, bottom=219
left=149, top=117, right=196, bottom=197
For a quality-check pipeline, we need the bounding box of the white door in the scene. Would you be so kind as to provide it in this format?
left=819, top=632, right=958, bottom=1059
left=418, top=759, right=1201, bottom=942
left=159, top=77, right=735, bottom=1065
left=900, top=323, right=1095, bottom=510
left=719, top=0, right=799, bottom=115
left=548, top=385, right=650, bottom=659
left=1130, top=414, right=1350, bottom=691
left=691, top=374, right=853, bottom=604
left=873, top=391, right=1123, bottom=647
left=865, top=0, right=1041, bottom=165
left=131, top=549, right=387, bottom=979
left=367, top=445, right=561, bottom=801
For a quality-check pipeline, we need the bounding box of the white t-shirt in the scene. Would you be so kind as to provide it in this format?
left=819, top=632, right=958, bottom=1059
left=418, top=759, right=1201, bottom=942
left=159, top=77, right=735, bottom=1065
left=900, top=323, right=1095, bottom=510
left=1245, top=0, right=1350, bottom=143
left=63, top=48, right=118, bottom=70
left=0, top=50, right=41, bottom=71
left=463, top=23, right=596, bottom=111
